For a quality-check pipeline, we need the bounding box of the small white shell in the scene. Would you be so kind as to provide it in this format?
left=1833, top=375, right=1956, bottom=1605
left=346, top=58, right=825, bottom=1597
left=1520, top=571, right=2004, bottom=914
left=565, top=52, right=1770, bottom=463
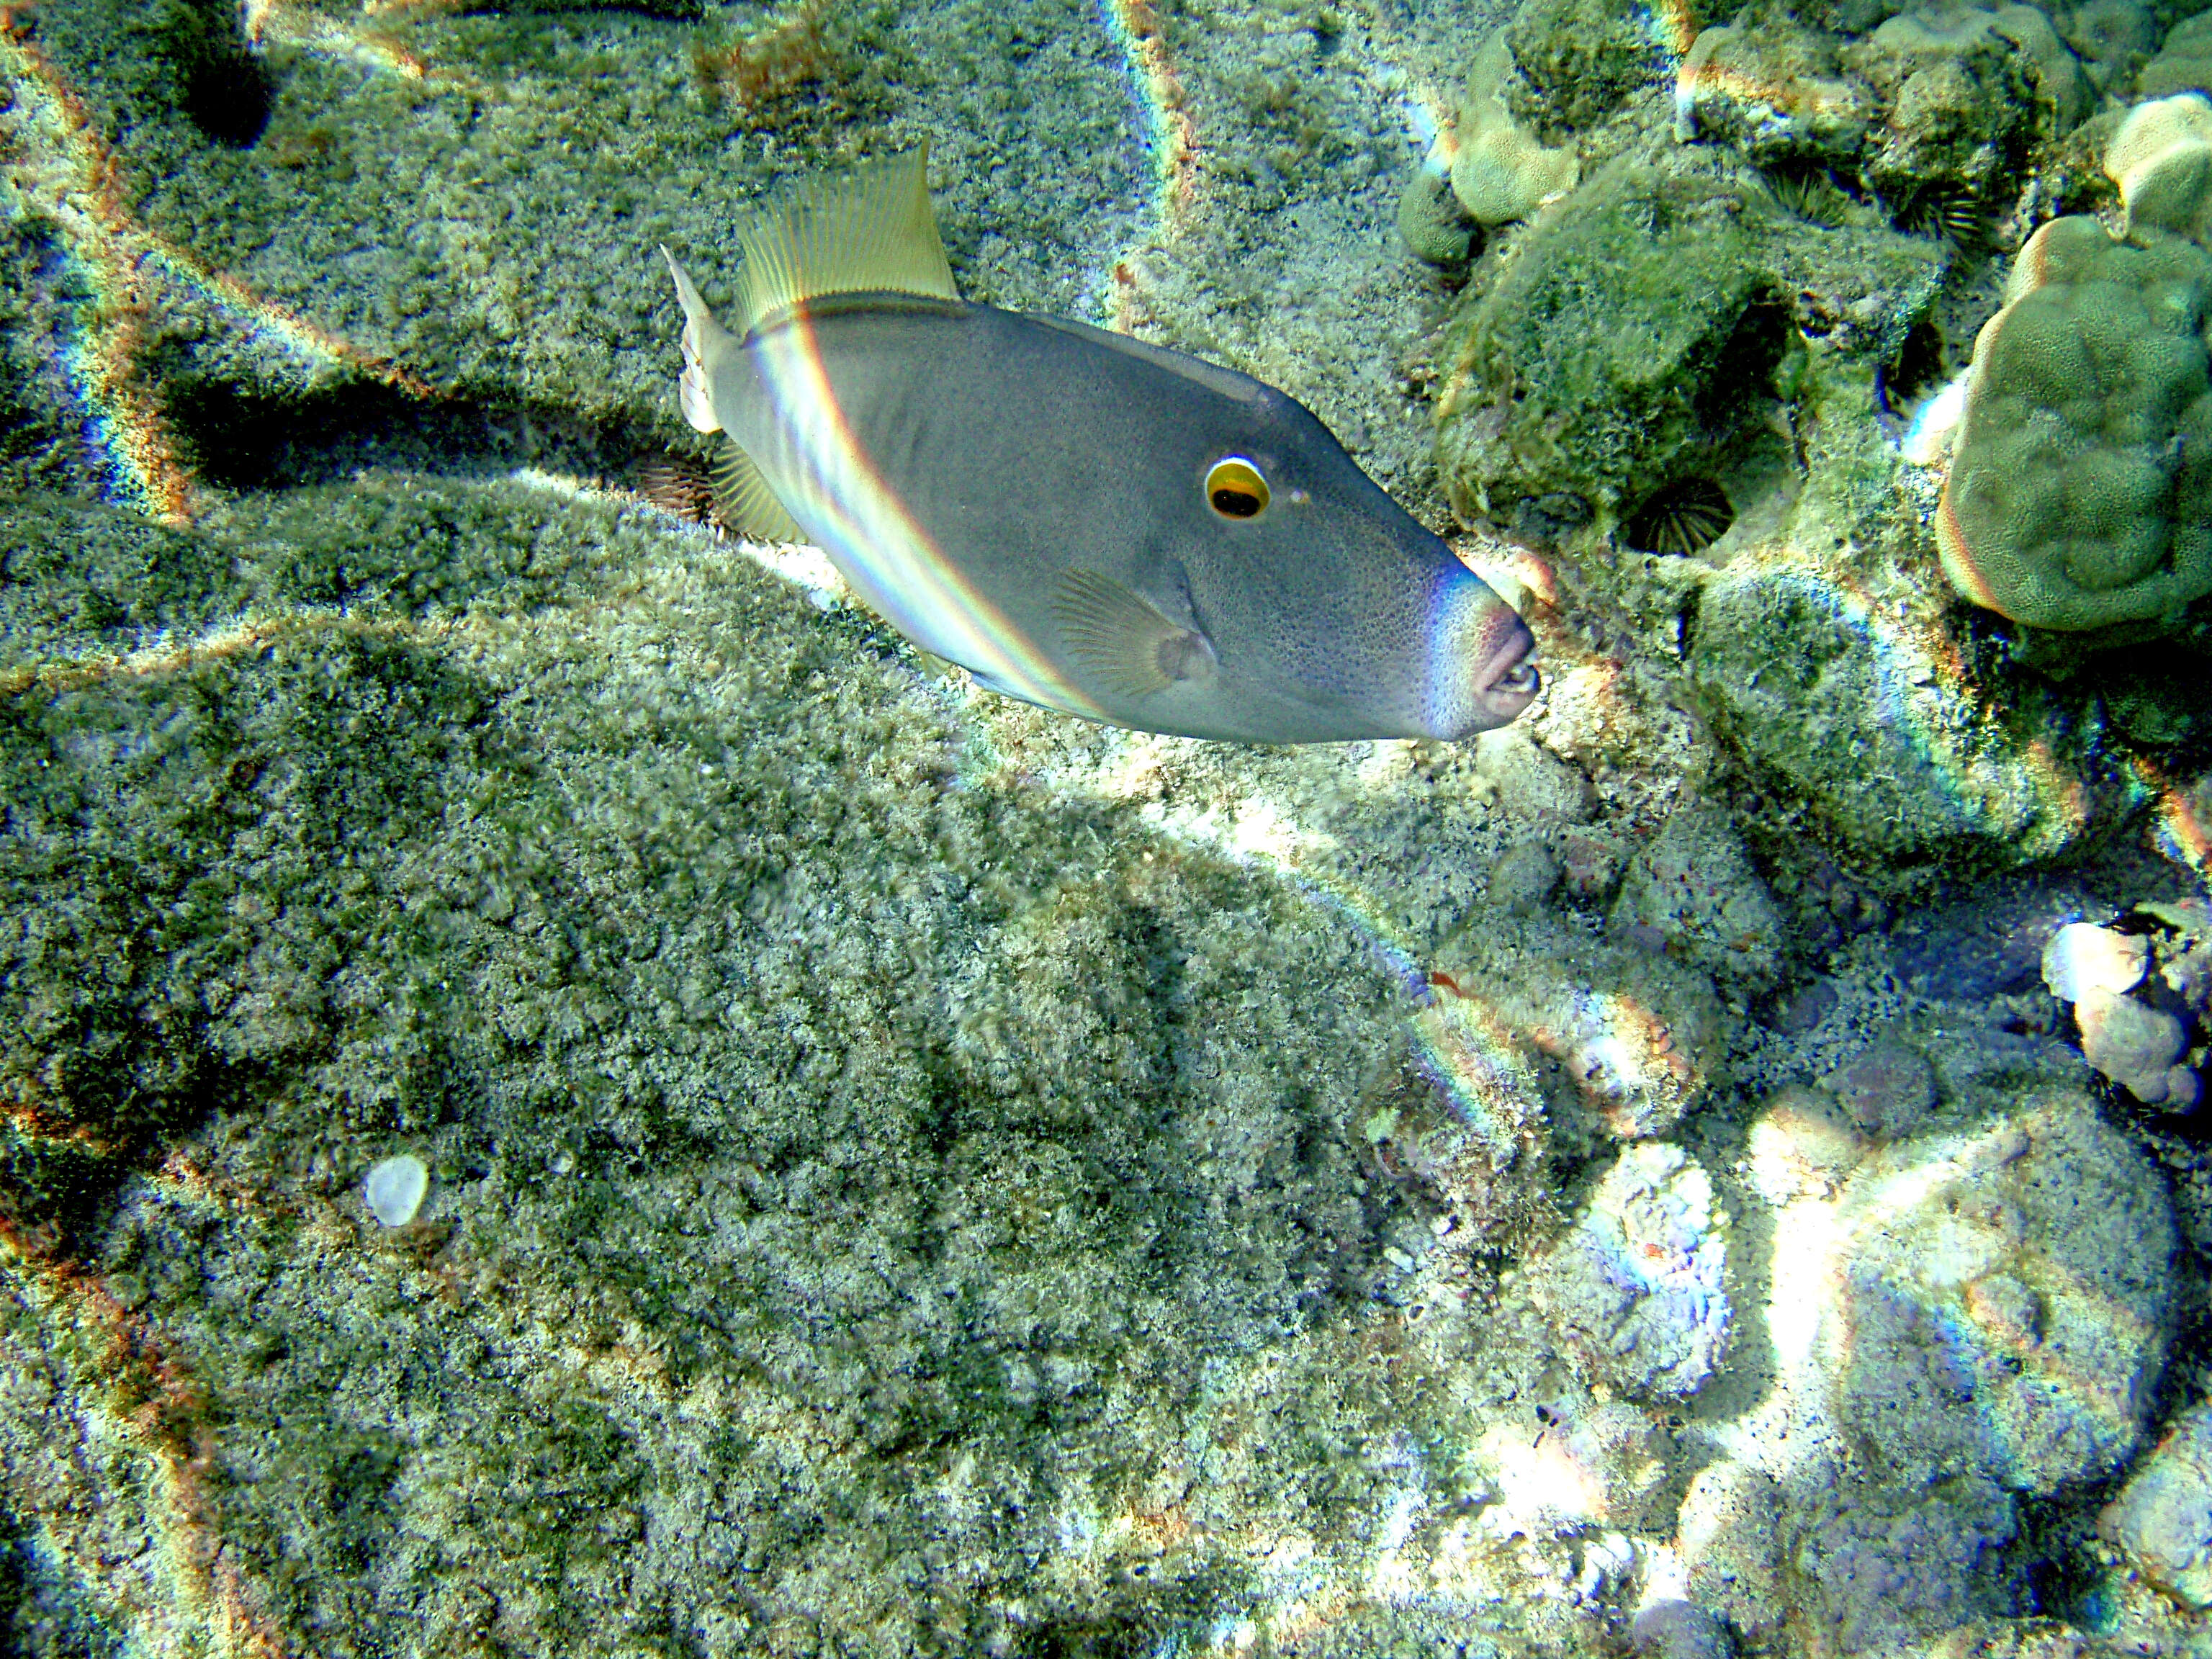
left=364, top=1154, right=429, bottom=1228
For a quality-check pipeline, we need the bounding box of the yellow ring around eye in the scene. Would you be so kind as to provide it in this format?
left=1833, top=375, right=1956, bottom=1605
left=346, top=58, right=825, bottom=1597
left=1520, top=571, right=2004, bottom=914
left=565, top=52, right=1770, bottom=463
left=1205, top=457, right=1269, bottom=521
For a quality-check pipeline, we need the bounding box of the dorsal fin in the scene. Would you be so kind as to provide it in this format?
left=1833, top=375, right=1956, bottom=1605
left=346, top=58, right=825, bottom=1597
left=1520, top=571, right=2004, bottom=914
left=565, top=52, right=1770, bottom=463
left=731, top=148, right=961, bottom=336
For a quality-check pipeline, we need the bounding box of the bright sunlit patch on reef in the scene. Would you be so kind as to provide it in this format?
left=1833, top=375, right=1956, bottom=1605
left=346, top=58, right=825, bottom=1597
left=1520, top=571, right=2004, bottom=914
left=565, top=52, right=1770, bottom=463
left=1899, top=370, right=1971, bottom=466
left=528, top=469, right=855, bottom=604
left=1477, top=1420, right=1606, bottom=1534
left=243, top=0, right=444, bottom=81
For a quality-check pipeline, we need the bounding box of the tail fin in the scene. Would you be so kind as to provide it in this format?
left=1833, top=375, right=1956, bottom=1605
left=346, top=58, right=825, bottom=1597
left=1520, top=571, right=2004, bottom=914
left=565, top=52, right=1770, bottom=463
left=660, top=246, right=732, bottom=435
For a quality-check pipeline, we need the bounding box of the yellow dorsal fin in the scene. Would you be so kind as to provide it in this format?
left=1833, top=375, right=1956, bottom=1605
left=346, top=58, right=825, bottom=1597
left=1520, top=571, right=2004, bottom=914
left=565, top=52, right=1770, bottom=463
left=732, top=147, right=961, bottom=335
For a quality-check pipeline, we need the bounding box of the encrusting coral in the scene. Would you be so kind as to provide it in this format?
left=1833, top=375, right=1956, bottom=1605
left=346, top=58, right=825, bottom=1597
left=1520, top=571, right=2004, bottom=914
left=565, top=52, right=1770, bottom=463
left=1450, top=30, right=1582, bottom=228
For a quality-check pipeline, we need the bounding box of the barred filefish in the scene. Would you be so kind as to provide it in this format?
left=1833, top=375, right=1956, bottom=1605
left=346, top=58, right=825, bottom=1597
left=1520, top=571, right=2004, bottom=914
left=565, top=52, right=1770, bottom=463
left=658, top=150, right=1539, bottom=743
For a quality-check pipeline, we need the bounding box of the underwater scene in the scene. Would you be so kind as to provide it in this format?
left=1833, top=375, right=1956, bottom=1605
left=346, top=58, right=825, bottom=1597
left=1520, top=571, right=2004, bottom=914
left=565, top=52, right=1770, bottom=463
left=4, top=0, right=2212, bottom=1651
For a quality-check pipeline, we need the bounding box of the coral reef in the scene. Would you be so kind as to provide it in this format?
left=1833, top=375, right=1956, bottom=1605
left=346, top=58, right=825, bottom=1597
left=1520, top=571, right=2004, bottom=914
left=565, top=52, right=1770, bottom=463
left=1, top=0, right=2210, bottom=1650
left=1395, top=143, right=1475, bottom=266
left=1422, top=0, right=2212, bottom=884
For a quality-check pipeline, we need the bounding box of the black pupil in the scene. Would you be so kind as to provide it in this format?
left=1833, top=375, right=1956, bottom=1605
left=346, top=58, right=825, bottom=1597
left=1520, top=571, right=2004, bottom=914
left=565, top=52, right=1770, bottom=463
left=1211, top=487, right=1262, bottom=518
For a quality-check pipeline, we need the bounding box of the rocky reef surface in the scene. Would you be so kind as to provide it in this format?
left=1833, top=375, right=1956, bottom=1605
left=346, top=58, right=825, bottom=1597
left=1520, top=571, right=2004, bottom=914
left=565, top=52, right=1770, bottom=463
left=0, top=0, right=2210, bottom=1654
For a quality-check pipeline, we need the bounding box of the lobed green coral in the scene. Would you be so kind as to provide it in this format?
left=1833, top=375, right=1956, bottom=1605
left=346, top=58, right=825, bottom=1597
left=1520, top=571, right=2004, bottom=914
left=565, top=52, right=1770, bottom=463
left=1938, top=215, right=2212, bottom=631
left=2140, top=9, right=2212, bottom=97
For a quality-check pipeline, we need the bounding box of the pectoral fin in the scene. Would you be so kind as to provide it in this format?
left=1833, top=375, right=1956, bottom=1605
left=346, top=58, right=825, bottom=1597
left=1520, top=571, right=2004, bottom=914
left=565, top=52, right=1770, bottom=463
left=711, top=438, right=807, bottom=544
left=1051, top=568, right=1218, bottom=699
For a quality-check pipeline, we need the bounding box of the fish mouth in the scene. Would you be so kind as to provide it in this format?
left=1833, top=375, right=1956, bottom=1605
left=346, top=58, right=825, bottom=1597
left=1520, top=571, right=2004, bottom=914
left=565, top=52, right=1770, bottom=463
left=1470, top=610, right=1541, bottom=724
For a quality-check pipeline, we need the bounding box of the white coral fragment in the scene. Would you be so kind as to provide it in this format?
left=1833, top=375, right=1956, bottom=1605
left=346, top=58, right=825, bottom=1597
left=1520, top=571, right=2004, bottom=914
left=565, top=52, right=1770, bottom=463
left=364, top=1153, right=430, bottom=1227
left=2041, top=920, right=2147, bottom=1002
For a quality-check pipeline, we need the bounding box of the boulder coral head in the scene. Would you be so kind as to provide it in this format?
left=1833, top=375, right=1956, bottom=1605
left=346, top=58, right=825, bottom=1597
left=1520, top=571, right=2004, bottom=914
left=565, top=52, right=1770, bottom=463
left=1936, top=215, right=2212, bottom=631
left=2110, top=91, right=2212, bottom=247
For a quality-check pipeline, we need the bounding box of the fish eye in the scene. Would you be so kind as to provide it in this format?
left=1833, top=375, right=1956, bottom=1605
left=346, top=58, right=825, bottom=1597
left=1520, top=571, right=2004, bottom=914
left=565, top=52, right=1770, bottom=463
left=1205, top=457, right=1269, bottom=521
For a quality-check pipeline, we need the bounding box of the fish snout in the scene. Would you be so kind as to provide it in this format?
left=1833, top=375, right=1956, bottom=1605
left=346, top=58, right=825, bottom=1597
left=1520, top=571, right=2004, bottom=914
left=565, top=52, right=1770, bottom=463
left=1463, top=601, right=1541, bottom=729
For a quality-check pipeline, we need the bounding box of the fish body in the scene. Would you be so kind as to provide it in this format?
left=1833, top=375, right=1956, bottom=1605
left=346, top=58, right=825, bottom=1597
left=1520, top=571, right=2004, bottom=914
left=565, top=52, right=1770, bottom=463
left=661, top=153, right=1538, bottom=743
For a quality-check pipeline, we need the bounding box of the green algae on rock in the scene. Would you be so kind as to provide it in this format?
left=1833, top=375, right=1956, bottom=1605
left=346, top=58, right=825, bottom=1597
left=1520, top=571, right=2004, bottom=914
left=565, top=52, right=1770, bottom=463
left=1843, top=3, right=2092, bottom=202
left=1503, top=0, right=1663, bottom=140
left=1434, top=158, right=1781, bottom=539
left=1673, top=17, right=1877, bottom=167
left=1433, top=150, right=1938, bottom=543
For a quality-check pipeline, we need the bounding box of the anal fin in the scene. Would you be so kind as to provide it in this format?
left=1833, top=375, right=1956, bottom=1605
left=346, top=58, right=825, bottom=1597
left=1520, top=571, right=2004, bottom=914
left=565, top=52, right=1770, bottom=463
left=1051, top=568, right=1218, bottom=700
left=711, top=439, right=807, bottom=545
